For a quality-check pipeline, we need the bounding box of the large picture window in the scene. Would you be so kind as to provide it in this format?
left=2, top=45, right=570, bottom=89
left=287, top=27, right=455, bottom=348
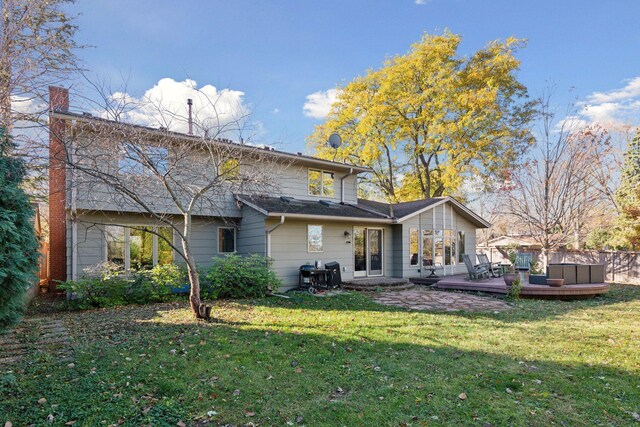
left=104, top=225, right=173, bottom=269
left=444, top=229, right=454, bottom=266
left=422, top=230, right=433, bottom=266
left=457, top=230, right=466, bottom=263
left=450, top=229, right=456, bottom=266
left=308, top=169, right=334, bottom=197
left=308, top=225, right=323, bottom=252
left=434, top=230, right=444, bottom=266
left=130, top=226, right=154, bottom=269
left=218, top=227, right=236, bottom=253
left=105, top=226, right=125, bottom=266
left=409, top=228, right=419, bottom=266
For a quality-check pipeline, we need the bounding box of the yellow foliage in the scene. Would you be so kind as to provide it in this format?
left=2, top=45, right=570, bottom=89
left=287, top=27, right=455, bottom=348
left=308, top=30, right=536, bottom=201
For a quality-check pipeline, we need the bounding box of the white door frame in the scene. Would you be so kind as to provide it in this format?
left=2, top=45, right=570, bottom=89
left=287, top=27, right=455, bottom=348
left=353, top=226, right=384, bottom=278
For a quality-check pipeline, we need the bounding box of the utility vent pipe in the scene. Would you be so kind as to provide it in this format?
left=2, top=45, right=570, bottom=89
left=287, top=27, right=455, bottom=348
left=187, top=98, right=193, bottom=135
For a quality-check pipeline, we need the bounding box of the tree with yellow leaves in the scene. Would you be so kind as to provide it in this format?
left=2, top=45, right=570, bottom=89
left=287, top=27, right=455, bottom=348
left=308, top=31, right=537, bottom=202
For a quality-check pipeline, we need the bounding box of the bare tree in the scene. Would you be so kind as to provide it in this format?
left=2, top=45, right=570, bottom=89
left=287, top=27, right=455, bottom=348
left=586, top=123, right=632, bottom=215
left=0, top=0, right=80, bottom=133
left=502, top=93, right=612, bottom=267
left=49, top=84, right=283, bottom=320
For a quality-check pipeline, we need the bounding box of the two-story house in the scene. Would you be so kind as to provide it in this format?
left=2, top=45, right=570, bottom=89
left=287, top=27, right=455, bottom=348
left=47, top=86, right=490, bottom=292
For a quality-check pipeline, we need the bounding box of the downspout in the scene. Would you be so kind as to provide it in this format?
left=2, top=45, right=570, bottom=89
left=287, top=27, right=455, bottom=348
left=266, top=215, right=285, bottom=258
left=340, top=168, right=354, bottom=203
left=70, top=127, right=78, bottom=281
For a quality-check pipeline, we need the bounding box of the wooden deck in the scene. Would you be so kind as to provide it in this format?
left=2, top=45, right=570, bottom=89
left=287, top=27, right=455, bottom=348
left=431, top=275, right=610, bottom=300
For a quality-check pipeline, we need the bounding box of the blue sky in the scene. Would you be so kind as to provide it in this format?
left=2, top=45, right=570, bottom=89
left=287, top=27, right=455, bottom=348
left=70, top=0, right=640, bottom=153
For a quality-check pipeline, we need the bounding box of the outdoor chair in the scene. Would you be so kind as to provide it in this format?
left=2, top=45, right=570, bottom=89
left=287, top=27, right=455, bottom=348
left=463, top=254, right=490, bottom=280
left=477, top=253, right=502, bottom=277
left=514, top=252, right=532, bottom=284
left=514, top=253, right=532, bottom=272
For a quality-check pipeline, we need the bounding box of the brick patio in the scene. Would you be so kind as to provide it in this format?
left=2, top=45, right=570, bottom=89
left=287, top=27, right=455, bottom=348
left=371, top=287, right=512, bottom=312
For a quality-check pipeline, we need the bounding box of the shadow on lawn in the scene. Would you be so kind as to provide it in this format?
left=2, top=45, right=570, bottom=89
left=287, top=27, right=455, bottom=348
left=6, top=301, right=638, bottom=427
left=240, top=283, right=640, bottom=324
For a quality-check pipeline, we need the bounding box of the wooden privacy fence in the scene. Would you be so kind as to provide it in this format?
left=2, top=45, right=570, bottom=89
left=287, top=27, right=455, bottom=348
left=476, top=248, right=640, bottom=285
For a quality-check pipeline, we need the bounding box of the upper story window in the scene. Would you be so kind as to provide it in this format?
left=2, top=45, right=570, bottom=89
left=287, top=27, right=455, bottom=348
left=308, top=169, right=334, bottom=197
left=119, top=143, right=168, bottom=175
left=220, top=158, right=239, bottom=180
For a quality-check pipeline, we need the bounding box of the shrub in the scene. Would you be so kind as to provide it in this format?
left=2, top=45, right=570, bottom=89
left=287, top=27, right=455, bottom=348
left=530, top=261, right=542, bottom=275
left=507, top=276, right=523, bottom=299
left=59, top=262, right=187, bottom=309
left=203, top=254, right=281, bottom=299
left=0, top=132, right=39, bottom=329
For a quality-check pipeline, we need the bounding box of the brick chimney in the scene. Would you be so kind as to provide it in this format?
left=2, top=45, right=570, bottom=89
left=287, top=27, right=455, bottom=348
left=48, top=86, right=69, bottom=291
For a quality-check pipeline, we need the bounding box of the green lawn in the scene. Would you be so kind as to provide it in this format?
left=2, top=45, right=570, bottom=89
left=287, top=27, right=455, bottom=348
left=2, top=285, right=639, bottom=426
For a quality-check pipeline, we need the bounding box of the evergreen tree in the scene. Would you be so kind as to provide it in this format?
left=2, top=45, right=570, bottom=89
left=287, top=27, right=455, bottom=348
left=0, top=127, right=38, bottom=328
left=614, top=129, right=640, bottom=249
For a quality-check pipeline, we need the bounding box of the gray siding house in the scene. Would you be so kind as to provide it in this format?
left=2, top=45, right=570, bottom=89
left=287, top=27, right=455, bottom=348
left=48, top=87, right=489, bottom=291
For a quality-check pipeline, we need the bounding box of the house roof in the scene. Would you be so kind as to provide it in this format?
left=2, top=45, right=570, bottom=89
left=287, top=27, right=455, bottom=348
left=358, top=197, right=491, bottom=228
left=51, top=110, right=372, bottom=174
left=237, top=194, right=490, bottom=228
left=236, top=195, right=392, bottom=222
left=358, top=198, right=443, bottom=219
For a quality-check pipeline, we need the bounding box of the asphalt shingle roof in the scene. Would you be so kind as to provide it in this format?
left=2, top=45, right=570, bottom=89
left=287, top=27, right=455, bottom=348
left=358, top=198, right=444, bottom=218
left=237, top=195, right=488, bottom=227
left=237, top=195, right=391, bottom=219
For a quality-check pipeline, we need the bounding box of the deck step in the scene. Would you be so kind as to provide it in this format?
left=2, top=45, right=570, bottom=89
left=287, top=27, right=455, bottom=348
left=409, top=277, right=441, bottom=286
left=342, top=278, right=414, bottom=291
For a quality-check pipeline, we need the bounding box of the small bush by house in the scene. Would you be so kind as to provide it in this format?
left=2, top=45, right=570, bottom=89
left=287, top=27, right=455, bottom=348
left=59, top=262, right=187, bottom=309
left=203, top=254, right=281, bottom=299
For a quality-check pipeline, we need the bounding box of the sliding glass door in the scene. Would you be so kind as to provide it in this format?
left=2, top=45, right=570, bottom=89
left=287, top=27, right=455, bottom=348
left=353, top=227, right=384, bottom=277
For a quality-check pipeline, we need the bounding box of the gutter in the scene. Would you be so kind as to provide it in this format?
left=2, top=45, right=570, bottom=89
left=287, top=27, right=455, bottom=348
left=266, top=212, right=393, bottom=224
left=265, top=215, right=285, bottom=258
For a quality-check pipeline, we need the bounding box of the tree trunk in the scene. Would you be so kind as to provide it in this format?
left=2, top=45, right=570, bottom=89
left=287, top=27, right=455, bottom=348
left=0, top=0, right=14, bottom=133
left=540, top=247, right=549, bottom=272
left=182, top=213, right=211, bottom=320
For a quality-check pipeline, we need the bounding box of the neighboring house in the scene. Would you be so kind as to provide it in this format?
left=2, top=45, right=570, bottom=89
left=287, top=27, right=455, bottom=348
left=477, top=234, right=573, bottom=265
left=479, top=234, right=544, bottom=251
left=47, top=86, right=490, bottom=291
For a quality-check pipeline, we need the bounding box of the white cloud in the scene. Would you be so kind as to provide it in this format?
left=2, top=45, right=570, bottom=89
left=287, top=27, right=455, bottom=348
left=11, top=95, right=46, bottom=115
left=415, top=0, right=429, bottom=4
left=576, top=76, right=640, bottom=127
left=303, top=88, right=339, bottom=119
left=271, top=107, right=280, bottom=114
left=106, top=78, right=250, bottom=137
left=585, top=77, right=640, bottom=104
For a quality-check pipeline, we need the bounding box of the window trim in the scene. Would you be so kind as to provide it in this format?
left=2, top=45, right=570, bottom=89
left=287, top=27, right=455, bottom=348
left=307, top=224, right=324, bottom=253
left=409, top=228, right=419, bottom=266
left=217, top=226, right=237, bottom=254
left=307, top=169, right=335, bottom=197
left=104, top=225, right=174, bottom=269
left=118, top=143, right=168, bottom=176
